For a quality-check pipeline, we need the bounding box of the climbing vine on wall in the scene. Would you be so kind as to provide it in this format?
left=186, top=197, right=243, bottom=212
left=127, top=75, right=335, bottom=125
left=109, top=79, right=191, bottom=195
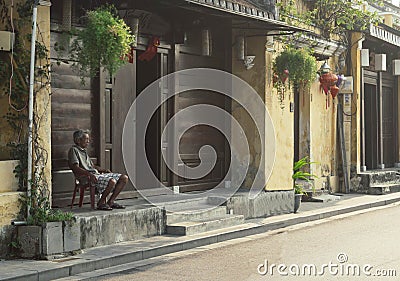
left=0, top=0, right=70, bottom=225
left=0, top=0, right=31, bottom=190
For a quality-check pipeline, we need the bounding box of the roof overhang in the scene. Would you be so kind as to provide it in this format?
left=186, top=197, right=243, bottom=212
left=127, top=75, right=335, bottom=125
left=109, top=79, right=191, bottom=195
left=183, top=0, right=310, bottom=33
left=293, top=34, right=347, bottom=60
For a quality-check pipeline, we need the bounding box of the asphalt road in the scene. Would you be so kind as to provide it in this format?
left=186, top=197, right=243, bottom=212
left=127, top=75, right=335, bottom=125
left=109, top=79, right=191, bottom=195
left=100, top=204, right=400, bottom=281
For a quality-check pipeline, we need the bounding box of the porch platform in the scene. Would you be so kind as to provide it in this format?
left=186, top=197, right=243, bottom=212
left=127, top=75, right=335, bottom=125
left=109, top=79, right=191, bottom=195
left=61, top=189, right=238, bottom=249
left=61, top=188, right=294, bottom=250
left=355, top=168, right=400, bottom=194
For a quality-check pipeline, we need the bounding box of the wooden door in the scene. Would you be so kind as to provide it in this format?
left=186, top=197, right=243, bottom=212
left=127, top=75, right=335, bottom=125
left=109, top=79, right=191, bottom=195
left=134, top=49, right=170, bottom=190
left=364, top=83, right=378, bottom=169
left=175, top=52, right=228, bottom=192
left=363, top=71, right=397, bottom=169
left=382, top=76, right=396, bottom=167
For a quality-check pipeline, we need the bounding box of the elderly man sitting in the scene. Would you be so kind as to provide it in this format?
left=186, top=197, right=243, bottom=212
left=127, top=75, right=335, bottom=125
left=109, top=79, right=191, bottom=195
left=68, top=129, right=128, bottom=210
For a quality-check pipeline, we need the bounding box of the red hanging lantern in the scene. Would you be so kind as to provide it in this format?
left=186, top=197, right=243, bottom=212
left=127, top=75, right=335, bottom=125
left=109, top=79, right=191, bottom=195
left=330, top=85, right=339, bottom=99
left=319, top=73, right=338, bottom=95
left=280, top=69, right=289, bottom=83
left=138, top=36, right=160, bottom=62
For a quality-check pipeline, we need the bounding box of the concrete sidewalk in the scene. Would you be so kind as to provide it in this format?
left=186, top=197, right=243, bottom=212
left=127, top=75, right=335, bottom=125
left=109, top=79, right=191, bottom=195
left=1, top=192, right=400, bottom=281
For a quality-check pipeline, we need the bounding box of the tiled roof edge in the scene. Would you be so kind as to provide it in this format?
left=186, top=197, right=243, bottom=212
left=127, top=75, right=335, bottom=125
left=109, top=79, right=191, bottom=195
left=186, top=0, right=277, bottom=20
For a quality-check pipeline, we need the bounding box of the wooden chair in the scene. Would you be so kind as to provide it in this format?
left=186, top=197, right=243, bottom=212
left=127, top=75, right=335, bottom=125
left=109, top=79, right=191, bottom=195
left=70, top=173, right=96, bottom=209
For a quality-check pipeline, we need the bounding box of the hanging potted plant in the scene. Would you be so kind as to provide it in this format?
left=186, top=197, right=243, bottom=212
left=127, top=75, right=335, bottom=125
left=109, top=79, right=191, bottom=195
left=273, top=47, right=317, bottom=107
left=273, top=47, right=317, bottom=89
left=70, top=5, right=136, bottom=83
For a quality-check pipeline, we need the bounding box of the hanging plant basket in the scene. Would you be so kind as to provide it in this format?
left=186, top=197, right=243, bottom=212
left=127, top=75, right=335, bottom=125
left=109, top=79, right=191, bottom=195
left=273, top=47, right=317, bottom=90
left=272, top=47, right=317, bottom=108
left=70, top=5, right=136, bottom=82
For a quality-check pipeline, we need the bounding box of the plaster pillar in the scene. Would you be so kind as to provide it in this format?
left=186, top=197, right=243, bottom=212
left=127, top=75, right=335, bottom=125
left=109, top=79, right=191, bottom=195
left=35, top=2, right=52, bottom=201
left=351, top=32, right=363, bottom=174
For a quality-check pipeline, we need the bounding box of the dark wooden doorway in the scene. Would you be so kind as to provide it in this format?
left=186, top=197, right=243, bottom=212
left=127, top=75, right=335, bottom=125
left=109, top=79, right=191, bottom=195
left=363, top=70, right=397, bottom=169
left=364, top=83, right=378, bottom=169
left=382, top=82, right=397, bottom=166
left=136, top=50, right=170, bottom=189
left=175, top=51, right=229, bottom=192
left=294, top=88, right=300, bottom=163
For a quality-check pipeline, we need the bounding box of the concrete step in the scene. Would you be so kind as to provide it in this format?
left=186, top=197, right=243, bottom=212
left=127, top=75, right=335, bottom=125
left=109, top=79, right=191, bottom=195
left=145, top=196, right=212, bottom=210
left=167, top=206, right=227, bottom=224
left=368, top=184, right=400, bottom=195
left=361, top=171, right=400, bottom=187
left=164, top=199, right=221, bottom=212
left=304, top=194, right=342, bottom=202
left=166, top=214, right=245, bottom=236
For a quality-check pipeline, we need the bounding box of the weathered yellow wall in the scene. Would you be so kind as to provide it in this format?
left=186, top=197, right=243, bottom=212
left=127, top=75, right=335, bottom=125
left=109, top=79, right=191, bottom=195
left=0, top=1, right=51, bottom=258
left=0, top=97, right=13, bottom=160
left=0, top=1, right=24, bottom=258
left=231, top=35, right=294, bottom=191
left=230, top=36, right=344, bottom=192
left=264, top=45, right=294, bottom=191
left=0, top=193, right=22, bottom=227
left=231, top=36, right=267, bottom=189
left=0, top=1, right=52, bottom=192
left=0, top=160, right=19, bottom=193
left=309, top=59, right=339, bottom=191
left=0, top=0, right=26, bottom=160
left=0, top=161, right=22, bottom=228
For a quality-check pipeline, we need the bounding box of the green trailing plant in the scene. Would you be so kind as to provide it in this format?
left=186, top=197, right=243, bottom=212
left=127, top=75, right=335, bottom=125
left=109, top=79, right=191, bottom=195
left=293, top=156, right=317, bottom=195
left=19, top=174, right=73, bottom=225
left=273, top=47, right=317, bottom=89
left=0, top=0, right=73, bottom=225
left=70, top=5, right=135, bottom=82
left=272, top=47, right=317, bottom=108
left=9, top=240, right=21, bottom=250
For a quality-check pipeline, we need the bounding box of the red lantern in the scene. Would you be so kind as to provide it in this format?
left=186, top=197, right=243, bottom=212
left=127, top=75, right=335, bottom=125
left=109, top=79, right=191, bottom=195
left=330, top=85, right=339, bottom=99
left=280, top=69, right=289, bottom=83
left=319, top=73, right=338, bottom=95
left=138, top=36, right=160, bottom=62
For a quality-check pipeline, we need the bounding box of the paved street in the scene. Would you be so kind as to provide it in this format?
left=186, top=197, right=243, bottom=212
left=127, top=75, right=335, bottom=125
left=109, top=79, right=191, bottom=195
left=100, top=204, right=400, bottom=281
